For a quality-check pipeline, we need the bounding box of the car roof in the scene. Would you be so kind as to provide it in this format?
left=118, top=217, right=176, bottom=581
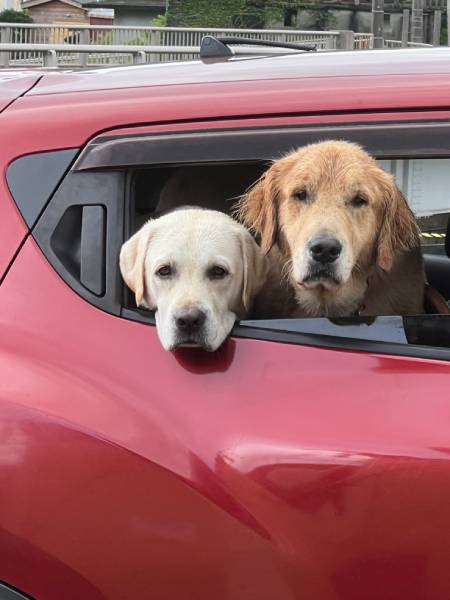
left=28, top=47, right=450, bottom=96
left=0, top=71, right=42, bottom=110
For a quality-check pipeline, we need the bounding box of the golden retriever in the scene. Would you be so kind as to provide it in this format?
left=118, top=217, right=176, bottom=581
left=120, top=208, right=267, bottom=351
left=238, top=140, right=424, bottom=317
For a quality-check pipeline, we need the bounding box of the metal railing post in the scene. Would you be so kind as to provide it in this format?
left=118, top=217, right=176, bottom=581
left=336, top=30, right=355, bottom=49
left=43, top=49, right=57, bottom=68
left=402, top=9, right=410, bottom=46
left=133, top=50, right=146, bottom=64
left=149, top=29, right=160, bottom=63
left=432, top=10, right=442, bottom=44
left=80, top=28, right=89, bottom=67
left=0, top=26, right=11, bottom=67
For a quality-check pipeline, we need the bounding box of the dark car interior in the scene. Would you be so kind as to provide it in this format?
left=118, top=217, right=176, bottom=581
left=129, top=162, right=450, bottom=312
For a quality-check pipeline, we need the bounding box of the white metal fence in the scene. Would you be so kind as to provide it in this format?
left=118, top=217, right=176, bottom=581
left=0, top=22, right=375, bottom=68
left=0, top=22, right=436, bottom=68
left=384, top=39, right=433, bottom=48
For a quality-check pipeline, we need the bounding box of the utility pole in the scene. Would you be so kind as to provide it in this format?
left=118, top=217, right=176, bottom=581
left=448, top=0, right=450, bottom=45
left=411, top=0, right=424, bottom=44
left=372, top=0, right=384, bottom=48
left=402, top=8, right=409, bottom=46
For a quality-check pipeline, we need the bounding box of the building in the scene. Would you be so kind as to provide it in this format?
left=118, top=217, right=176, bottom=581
left=81, top=0, right=166, bottom=26
left=20, top=0, right=89, bottom=24
left=275, top=0, right=446, bottom=45
left=0, top=0, right=21, bottom=9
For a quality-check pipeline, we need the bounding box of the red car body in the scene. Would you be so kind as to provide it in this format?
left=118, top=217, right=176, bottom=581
left=0, top=48, right=450, bottom=600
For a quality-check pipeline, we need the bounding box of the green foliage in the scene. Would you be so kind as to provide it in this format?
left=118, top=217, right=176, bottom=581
left=301, top=1, right=336, bottom=30
left=166, top=0, right=244, bottom=27
left=0, top=8, right=33, bottom=23
left=152, top=13, right=167, bottom=27
left=166, top=0, right=292, bottom=28
left=166, top=0, right=336, bottom=30
left=440, top=20, right=447, bottom=45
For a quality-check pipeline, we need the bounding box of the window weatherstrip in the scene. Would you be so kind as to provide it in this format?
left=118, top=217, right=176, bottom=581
left=73, top=121, right=450, bottom=172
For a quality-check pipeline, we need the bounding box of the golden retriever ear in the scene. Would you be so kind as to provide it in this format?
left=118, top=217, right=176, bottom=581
left=377, top=176, right=420, bottom=272
left=119, top=222, right=153, bottom=307
left=239, top=232, right=268, bottom=315
left=238, top=167, right=280, bottom=255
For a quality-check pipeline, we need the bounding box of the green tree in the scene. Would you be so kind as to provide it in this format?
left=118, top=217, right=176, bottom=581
left=152, top=13, right=167, bottom=27
left=300, top=1, right=336, bottom=30
left=0, top=9, right=33, bottom=23
left=166, top=0, right=289, bottom=28
left=166, top=1, right=336, bottom=30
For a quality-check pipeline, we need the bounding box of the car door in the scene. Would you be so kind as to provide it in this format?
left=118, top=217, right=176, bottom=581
left=1, top=112, right=450, bottom=600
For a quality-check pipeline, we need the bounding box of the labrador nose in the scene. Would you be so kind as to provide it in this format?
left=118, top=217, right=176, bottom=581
left=309, top=236, right=342, bottom=264
left=175, top=308, right=206, bottom=333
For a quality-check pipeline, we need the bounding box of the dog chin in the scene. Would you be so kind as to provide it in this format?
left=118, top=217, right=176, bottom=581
left=299, top=275, right=342, bottom=291
left=168, top=338, right=214, bottom=352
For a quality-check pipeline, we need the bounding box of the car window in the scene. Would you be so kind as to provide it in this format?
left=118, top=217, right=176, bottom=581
left=379, top=158, right=449, bottom=256
left=23, top=121, right=450, bottom=359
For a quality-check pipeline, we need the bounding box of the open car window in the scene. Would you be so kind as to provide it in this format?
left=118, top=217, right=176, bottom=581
left=22, top=120, right=450, bottom=360
left=379, top=158, right=449, bottom=256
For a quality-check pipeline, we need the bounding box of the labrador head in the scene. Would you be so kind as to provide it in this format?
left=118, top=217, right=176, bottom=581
left=120, top=208, right=267, bottom=351
left=239, top=141, right=419, bottom=312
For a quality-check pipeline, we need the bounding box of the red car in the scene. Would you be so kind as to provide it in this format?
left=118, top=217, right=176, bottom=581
left=1, top=45, right=450, bottom=600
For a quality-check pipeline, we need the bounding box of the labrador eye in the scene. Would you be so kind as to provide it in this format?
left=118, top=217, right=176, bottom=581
left=156, top=265, right=172, bottom=278
left=208, top=266, right=228, bottom=280
left=294, top=189, right=308, bottom=202
left=350, top=195, right=368, bottom=208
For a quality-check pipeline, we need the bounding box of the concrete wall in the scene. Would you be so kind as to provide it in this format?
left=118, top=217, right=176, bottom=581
left=274, top=7, right=424, bottom=43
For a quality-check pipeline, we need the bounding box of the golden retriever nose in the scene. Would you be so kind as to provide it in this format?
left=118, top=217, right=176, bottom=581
left=309, top=236, right=342, bottom=264
left=175, top=308, right=207, bottom=333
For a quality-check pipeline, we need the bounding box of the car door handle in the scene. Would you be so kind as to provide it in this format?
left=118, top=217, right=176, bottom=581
left=80, top=205, right=106, bottom=296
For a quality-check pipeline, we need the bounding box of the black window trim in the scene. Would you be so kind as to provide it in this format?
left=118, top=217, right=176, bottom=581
left=74, top=120, right=450, bottom=172
left=121, top=308, right=450, bottom=362
left=30, top=119, right=450, bottom=361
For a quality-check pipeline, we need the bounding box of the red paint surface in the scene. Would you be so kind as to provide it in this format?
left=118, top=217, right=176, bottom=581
left=1, top=53, right=450, bottom=599
left=0, top=71, right=40, bottom=112
left=1, top=235, right=450, bottom=600
left=0, top=177, right=27, bottom=279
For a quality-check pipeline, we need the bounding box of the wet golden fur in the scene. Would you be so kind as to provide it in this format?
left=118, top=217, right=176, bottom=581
left=238, top=141, right=424, bottom=317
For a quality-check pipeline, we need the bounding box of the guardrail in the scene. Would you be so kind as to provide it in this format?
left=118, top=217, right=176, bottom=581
left=0, top=24, right=376, bottom=67
left=0, top=42, right=331, bottom=68
left=0, top=22, right=342, bottom=49
left=384, top=39, right=433, bottom=47
left=354, top=33, right=374, bottom=49
left=0, top=23, right=376, bottom=68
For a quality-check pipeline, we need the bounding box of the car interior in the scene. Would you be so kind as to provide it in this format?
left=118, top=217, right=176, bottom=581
left=128, top=161, right=450, bottom=314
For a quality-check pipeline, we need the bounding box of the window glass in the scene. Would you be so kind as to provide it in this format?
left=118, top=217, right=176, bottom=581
left=379, top=158, right=450, bottom=255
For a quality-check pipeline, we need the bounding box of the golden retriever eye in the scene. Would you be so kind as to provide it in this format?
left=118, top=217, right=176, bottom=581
left=156, top=265, right=172, bottom=278
left=208, top=266, right=228, bottom=280
left=350, top=195, right=368, bottom=208
left=294, top=189, right=308, bottom=202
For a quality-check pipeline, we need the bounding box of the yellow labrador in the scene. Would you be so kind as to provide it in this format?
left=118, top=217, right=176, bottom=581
left=239, top=141, right=425, bottom=317
left=120, top=208, right=267, bottom=351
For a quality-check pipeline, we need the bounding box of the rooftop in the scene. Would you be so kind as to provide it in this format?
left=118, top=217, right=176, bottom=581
left=81, top=0, right=166, bottom=8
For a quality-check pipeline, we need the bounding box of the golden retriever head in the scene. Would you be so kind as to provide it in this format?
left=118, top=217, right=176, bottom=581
left=239, top=141, right=419, bottom=314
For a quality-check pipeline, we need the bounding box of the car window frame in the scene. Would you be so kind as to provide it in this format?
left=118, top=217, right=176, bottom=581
left=27, top=118, right=450, bottom=361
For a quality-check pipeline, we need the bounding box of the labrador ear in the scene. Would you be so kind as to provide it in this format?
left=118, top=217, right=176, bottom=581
left=237, top=165, right=281, bottom=255
left=377, top=175, right=420, bottom=272
left=239, top=231, right=269, bottom=315
left=119, top=222, right=154, bottom=308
